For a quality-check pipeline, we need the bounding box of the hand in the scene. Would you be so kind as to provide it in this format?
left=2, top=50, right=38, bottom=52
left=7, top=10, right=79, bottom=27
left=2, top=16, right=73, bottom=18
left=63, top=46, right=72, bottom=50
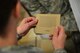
left=50, top=26, right=66, bottom=50
left=17, top=17, right=38, bottom=36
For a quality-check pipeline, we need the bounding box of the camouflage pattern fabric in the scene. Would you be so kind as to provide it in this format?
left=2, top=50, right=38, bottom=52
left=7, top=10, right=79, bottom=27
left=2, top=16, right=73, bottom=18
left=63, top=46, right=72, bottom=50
left=0, top=45, right=67, bottom=53
left=0, top=45, right=43, bottom=53
left=54, top=49, right=67, bottom=53
left=20, top=0, right=78, bottom=31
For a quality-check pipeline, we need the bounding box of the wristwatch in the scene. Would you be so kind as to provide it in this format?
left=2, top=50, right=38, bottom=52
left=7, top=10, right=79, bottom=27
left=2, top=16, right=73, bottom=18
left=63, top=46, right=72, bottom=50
left=17, top=34, right=23, bottom=40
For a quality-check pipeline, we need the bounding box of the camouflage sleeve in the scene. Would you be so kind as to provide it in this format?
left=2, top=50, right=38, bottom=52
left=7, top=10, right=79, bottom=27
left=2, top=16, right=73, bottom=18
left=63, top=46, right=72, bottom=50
left=54, top=49, right=67, bottom=53
left=0, top=46, right=44, bottom=53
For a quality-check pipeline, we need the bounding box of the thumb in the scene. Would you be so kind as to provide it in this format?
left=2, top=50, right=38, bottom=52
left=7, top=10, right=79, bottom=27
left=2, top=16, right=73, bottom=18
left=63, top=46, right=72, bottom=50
left=53, top=26, right=59, bottom=37
left=58, top=26, right=65, bottom=38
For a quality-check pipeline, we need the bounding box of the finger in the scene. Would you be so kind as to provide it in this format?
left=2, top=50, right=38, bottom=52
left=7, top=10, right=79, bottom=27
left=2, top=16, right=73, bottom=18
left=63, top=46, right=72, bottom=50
left=27, top=17, right=36, bottom=20
left=29, top=19, right=38, bottom=24
left=28, top=17, right=37, bottom=22
left=26, top=19, right=38, bottom=27
left=24, top=17, right=35, bottom=22
left=53, top=26, right=59, bottom=37
left=26, top=18, right=34, bottom=22
left=20, top=18, right=31, bottom=24
left=58, top=26, right=65, bottom=37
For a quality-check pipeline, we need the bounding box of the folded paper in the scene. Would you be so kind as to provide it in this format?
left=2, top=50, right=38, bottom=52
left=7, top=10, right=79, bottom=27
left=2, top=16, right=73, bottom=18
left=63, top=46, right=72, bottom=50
left=34, top=14, right=61, bottom=34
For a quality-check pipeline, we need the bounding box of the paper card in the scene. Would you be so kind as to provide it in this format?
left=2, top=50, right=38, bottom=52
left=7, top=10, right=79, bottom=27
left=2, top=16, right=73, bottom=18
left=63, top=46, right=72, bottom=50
left=34, top=14, right=61, bottom=34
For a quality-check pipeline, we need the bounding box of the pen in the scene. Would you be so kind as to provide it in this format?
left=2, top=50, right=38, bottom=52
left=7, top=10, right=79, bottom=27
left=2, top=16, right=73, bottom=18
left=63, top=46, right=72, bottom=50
left=20, top=2, right=36, bottom=28
left=20, top=2, right=33, bottom=17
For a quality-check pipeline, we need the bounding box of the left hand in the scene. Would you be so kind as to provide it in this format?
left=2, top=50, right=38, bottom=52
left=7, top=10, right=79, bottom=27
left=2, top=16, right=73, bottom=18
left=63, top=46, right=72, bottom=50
left=17, top=17, right=38, bottom=36
left=50, top=26, right=66, bottom=50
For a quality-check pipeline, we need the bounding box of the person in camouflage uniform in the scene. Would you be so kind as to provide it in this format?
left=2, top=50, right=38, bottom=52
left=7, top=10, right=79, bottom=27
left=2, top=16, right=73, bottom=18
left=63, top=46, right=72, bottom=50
left=0, top=0, right=69, bottom=53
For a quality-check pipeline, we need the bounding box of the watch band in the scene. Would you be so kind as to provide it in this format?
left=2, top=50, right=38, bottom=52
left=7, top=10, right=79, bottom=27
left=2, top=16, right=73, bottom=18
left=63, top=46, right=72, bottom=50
left=17, top=34, right=23, bottom=40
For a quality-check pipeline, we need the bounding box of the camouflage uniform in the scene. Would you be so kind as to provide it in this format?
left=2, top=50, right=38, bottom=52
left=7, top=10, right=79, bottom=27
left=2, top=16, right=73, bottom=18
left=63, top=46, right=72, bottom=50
left=54, top=49, right=67, bottom=53
left=0, top=45, right=67, bottom=53
left=0, top=46, right=43, bottom=53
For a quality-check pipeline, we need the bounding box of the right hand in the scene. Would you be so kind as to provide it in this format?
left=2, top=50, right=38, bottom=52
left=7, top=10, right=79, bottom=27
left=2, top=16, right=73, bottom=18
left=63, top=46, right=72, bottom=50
left=50, top=26, right=67, bottom=50
left=17, top=17, right=38, bottom=36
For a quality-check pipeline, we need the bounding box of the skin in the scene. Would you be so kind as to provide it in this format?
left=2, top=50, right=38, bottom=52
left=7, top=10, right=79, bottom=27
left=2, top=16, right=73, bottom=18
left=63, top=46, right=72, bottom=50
left=50, top=26, right=67, bottom=50
left=17, top=17, right=38, bottom=36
